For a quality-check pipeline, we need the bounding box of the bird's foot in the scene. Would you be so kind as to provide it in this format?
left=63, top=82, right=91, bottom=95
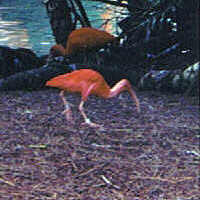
left=82, top=118, right=102, bottom=128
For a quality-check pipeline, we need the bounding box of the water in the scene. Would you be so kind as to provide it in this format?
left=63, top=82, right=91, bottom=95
left=0, top=0, right=127, bottom=56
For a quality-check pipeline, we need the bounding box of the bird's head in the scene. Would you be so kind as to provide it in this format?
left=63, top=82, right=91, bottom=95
left=47, top=44, right=66, bottom=63
left=50, top=44, right=66, bottom=57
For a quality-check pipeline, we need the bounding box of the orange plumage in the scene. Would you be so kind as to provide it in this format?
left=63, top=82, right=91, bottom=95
left=46, top=69, right=110, bottom=100
left=49, top=27, right=116, bottom=58
left=66, top=27, right=116, bottom=56
left=46, top=69, right=140, bottom=127
left=50, top=44, right=66, bottom=57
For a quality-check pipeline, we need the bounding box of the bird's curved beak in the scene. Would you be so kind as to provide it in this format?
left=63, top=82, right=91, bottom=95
left=46, top=54, right=54, bottom=63
left=47, top=54, right=65, bottom=64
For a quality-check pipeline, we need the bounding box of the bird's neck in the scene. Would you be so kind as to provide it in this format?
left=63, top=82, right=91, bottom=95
left=60, top=45, right=67, bottom=56
left=108, top=79, right=130, bottom=98
left=108, top=79, right=140, bottom=113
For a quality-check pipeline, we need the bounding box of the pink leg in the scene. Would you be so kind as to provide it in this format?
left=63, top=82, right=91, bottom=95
left=79, top=100, right=102, bottom=128
left=59, top=90, right=73, bottom=121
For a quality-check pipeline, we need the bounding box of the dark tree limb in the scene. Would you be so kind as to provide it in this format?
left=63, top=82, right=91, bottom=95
left=88, top=0, right=129, bottom=8
left=68, top=0, right=86, bottom=27
left=0, top=63, right=71, bottom=91
left=73, top=0, right=91, bottom=27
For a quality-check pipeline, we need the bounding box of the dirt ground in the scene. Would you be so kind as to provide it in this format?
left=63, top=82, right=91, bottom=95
left=0, top=89, right=199, bottom=199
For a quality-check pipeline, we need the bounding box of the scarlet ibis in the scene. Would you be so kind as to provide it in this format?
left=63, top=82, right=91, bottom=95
left=46, top=69, right=140, bottom=127
left=49, top=27, right=117, bottom=62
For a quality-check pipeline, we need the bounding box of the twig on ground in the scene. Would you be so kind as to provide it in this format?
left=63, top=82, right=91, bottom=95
left=100, top=175, right=120, bottom=190
left=0, top=177, right=16, bottom=187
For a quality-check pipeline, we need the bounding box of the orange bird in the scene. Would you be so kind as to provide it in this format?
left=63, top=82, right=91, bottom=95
left=46, top=69, right=140, bottom=127
left=49, top=27, right=117, bottom=59
left=49, top=44, right=66, bottom=57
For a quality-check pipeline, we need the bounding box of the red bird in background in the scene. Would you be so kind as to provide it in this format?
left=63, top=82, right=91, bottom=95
left=49, top=44, right=66, bottom=57
left=46, top=69, right=140, bottom=127
left=49, top=27, right=117, bottom=60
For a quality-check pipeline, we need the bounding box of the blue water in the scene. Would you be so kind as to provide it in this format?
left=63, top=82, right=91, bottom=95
left=0, top=0, right=127, bottom=56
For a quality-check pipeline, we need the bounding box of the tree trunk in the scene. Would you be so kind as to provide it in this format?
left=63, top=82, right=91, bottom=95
left=43, top=0, right=74, bottom=48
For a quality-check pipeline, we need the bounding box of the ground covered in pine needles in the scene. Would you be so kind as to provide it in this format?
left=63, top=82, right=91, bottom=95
left=0, top=89, right=199, bottom=199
